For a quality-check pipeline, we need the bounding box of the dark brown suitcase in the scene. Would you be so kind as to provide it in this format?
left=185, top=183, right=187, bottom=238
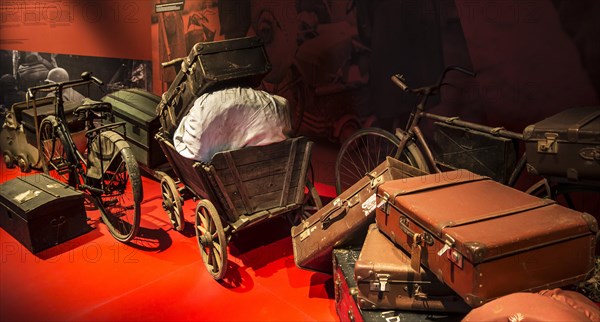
left=333, top=248, right=464, bottom=322
left=523, top=106, right=600, bottom=183
left=375, top=169, right=598, bottom=307
left=0, top=173, right=91, bottom=253
left=355, top=224, right=470, bottom=312
left=101, top=88, right=166, bottom=169
left=157, top=36, right=271, bottom=135
left=292, top=157, right=426, bottom=273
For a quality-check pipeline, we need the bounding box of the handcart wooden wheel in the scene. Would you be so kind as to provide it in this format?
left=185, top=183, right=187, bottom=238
left=159, top=174, right=185, bottom=231
left=286, top=180, right=322, bottom=226
left=195, top=199, right=228, bottom=280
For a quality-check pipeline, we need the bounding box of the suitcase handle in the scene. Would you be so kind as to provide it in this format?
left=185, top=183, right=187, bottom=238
left=399, top=217, right=433, bottom=246
left=321, top=203, right=347, bottom=229
left=320, top=196, right=360, bottom=228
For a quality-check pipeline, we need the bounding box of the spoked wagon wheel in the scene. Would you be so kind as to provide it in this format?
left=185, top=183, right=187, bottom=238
left=195, top=199, right=228, bottom=280
left=160, top=174, right=184, bottom=231
left=287, top=180, right=323, bottom=226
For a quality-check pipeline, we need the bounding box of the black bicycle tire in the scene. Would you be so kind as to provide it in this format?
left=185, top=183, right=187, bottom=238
left=91, top=131, right=142, bottom=242
left=334, top=127, right=429, bottom=195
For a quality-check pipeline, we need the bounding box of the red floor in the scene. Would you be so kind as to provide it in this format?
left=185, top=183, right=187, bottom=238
left=0, top=142, right=341, bottom=322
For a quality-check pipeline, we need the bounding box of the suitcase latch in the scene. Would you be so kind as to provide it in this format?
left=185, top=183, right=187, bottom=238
left=369, top=174, right=383, bottom=189
left=377, top=192, right=390, bottom=214
left=437, top=235, right=455, bottom=256
left=538, top=133, right=559, bottom=154
left=370, top=274, right=390, bottom=292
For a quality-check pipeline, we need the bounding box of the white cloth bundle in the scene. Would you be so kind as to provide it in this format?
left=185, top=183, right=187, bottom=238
left=173, top=87, right=292, bottom=162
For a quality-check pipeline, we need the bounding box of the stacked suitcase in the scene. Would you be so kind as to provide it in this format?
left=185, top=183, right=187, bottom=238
left=374, top=169, right=597, bottom=308
left=294, top=161, right=598, bottom=319
left=156, top=36, right=271, bottom=137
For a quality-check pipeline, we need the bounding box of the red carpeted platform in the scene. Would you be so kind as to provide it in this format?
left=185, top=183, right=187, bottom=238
left=0, top=139, right=341, bottom=321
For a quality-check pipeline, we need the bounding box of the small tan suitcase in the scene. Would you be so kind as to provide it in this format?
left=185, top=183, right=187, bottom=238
left=355, top=224, right=469, bottom=312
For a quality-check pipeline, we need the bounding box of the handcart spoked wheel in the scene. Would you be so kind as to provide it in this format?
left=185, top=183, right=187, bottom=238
left=159, top=173, right=185, bottom=231
left=195, top=199, right=228, bottom=280
left=286, top=180, right=322, bottom=226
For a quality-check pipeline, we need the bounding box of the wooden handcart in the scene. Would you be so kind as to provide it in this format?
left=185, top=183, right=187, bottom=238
left=155, top=132, right=321, bottom=279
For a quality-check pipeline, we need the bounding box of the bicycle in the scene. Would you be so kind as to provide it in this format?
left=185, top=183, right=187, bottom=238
left=29, top=72, right=143, bottom=242
left=335, top=66, right=547, bottom=196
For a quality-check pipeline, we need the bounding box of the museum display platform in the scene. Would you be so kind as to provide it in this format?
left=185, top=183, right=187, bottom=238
left=0, top=142, right=340, bottom=321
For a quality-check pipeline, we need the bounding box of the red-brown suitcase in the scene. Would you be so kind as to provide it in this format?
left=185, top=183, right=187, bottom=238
left=292, top=157, right=426, bottom=273
left=375, top=170, right=598, bottom=307
left=333, top=247, right=464, bottom=322
left=355, top=224, right=470, bottom=312
left=523, top=106, right=600, bottom=184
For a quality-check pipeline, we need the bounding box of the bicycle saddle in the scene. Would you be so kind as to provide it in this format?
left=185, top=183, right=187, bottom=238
left=74, top=98, right=112, bottom=114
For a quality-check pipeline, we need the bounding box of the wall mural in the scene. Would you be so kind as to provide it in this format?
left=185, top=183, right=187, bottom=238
left=0, top=50, right=151, bottom=127
left=152, top=0, right=384, bottom=142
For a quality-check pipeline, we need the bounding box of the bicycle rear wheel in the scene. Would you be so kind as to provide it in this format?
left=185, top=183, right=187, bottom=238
left=89, top=131, right=142, bottom=242
left=335, top=127, right=429, bottom=195
left=38, top=116, right=78, bottom=185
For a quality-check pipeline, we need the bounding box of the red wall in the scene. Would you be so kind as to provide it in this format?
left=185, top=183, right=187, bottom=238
left=0, top=0, right=153, bottom=61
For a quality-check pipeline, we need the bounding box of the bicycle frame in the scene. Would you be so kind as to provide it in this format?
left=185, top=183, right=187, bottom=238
left=392, top=66, right=528, bottom=188
left=29, top=77, right=128, bottom=195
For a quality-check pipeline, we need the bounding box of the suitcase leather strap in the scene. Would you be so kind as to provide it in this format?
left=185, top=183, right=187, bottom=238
left=568, top=110, right=600, bottom=142
left=390, top=174, right=488, bottom=199
left=439, top=198, right=556, bottom=231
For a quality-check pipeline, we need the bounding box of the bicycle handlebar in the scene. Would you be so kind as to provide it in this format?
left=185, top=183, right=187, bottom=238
left=391, top=65, right=475, bottom=95
left=26, top=71, right=103, bottom=98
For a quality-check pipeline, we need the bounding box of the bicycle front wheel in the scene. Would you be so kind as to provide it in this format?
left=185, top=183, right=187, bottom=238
left=335, top=127, right=429, bottom=195
left=89, top=131, right=143, bottom=242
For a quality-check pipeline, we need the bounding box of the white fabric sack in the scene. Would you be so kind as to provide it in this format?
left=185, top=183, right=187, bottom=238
left=173, top=87, right=292, bottom=162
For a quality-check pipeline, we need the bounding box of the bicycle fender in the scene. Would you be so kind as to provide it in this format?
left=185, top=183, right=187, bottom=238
left=86, top=130, right=130, bottom=179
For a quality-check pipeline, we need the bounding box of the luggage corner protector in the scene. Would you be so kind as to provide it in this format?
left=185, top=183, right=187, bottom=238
left=464, top=293, right=484, bottom=307
left=581, top=212, right=599, bottom=233
left=464, top=242, right=487, bottom=263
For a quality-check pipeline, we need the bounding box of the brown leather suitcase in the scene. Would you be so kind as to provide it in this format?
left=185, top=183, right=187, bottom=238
left=355, top=224, right=470, bottom=312
left=157, top=36, right=271, bottom=135
left=333, top=248, right=464, bottom=322
left=523, top=106, right=600, bottom=184
left=292, top=157, right=426, bottom=273
left=375, top=169, right=598, bottom=307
